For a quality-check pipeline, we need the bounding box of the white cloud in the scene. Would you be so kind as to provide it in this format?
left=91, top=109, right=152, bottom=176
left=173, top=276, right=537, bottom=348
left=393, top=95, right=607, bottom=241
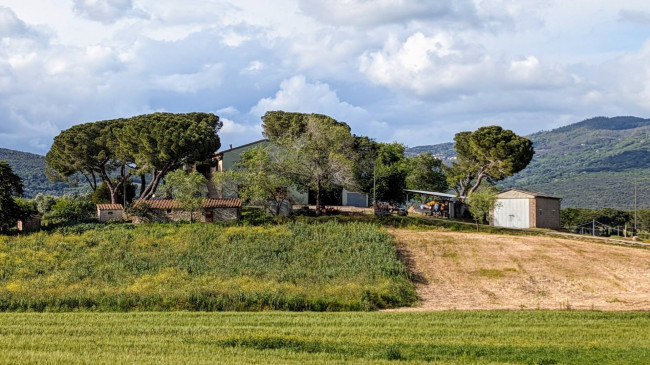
left=151, top=63, right=224, bottom=93
left=298, top=0, right=478, bottom=28
left=360, top=32, right=576, bottom=98
left=218, top=117, right=263, bottom=149
left=72, top=0, right=147, bottom=24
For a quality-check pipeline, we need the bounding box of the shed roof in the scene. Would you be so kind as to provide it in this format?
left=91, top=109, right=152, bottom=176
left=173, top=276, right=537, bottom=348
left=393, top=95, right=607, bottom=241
left=97, top=204, right=124, bottom=210
left=404, top=189, right=464, bottom=200
left=497, top=189, right=561, bottom=200
left=136, top=198, right=241, bottom=209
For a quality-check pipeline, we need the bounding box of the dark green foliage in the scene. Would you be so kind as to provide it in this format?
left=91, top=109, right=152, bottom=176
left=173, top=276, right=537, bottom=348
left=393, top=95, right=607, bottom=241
left=14, top=198, right=38, bottom=219
left=44, top=195, right=95, bottom=223
left=374, top=143, right=409, bottom=204
left=261, top=111, right=350, bottom=139
left=0, top=161, right=24, bottom=232
left=351, top=135, right=379, bottom=195
left=446, top=126, right=534, bottom=198
left=405, top=152, right=448, bottom=192
left=0, top=221, right=417, bottom=311
left=561, top=208, right=649, bottom=234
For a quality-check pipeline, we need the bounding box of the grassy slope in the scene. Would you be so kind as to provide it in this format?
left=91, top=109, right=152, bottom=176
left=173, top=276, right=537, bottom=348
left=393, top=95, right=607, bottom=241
left=0, top=311, right=648, bottom=364
left=0, top=221, right=416, bottom=311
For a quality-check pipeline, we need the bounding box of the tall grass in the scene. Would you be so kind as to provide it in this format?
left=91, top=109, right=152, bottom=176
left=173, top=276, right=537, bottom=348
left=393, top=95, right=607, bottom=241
left=0, top=221, right=416, bottom=311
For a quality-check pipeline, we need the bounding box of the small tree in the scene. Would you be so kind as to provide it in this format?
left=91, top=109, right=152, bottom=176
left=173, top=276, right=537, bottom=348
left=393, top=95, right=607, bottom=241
left=34, top=193, right=57, bottom=215
left=214, top=146, right=293, bottom=216
left=467, top=187, right=501, bottom=231
left=165, top=170, right=207, bottom=223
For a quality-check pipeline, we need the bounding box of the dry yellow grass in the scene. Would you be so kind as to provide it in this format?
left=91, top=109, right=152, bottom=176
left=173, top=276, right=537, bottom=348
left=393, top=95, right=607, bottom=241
left=389, top=229, right=650, bottom=311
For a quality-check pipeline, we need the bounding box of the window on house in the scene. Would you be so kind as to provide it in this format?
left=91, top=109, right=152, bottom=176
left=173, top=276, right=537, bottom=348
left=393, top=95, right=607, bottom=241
left=167, top=209, right=172, bottom=214
left=538, top=209, right=543, bottom=215
left=108, top=211, right=113, bottom=215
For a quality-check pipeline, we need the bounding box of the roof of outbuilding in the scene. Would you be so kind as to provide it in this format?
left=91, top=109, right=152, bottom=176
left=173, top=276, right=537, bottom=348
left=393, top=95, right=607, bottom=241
left=136, top=198, right=241, bottom=209
left=97, top=204, right=124, bottom=210
left=497, top=189, right=561, bottom=199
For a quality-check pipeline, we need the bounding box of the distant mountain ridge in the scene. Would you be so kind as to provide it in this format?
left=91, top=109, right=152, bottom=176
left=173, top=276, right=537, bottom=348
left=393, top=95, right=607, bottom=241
left=405, top=116, right=650, bottom=209
left=0, top=148, right=87, bottom=198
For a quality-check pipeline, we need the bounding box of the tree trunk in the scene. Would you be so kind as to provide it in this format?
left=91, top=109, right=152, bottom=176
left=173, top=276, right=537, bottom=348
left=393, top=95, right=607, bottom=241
left=315, top=180, right=321, bottom=216
left=139, top=174, right=146, bottom=197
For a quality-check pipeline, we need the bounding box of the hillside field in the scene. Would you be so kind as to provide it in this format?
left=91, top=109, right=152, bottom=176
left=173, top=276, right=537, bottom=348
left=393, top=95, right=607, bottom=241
left=0, top=222, right=416, bottom=311
left=0, top=311, right=648, bottom=364
left=390, top=229, right=650, bottom=311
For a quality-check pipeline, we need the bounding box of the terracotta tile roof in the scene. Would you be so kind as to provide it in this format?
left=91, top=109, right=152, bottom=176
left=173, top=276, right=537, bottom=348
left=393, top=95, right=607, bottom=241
left=136, top=198, right=241, bottom=209
left=97, top=204, right=124, bottom=210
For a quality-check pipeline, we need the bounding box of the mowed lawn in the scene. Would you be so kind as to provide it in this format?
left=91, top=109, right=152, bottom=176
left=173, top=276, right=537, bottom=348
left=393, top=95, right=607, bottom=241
left=0, top=311, right=648, bottom=364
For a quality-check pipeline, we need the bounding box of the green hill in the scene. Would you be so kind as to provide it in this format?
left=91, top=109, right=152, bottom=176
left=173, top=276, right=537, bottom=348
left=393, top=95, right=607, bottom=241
left=406, top=116, right=650, bottom=209
left=0, top=148, right=87, bottom=198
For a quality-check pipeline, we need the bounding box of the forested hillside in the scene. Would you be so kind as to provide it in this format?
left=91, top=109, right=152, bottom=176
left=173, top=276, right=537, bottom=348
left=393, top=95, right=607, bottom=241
left=406, top=116, right=650, bottom=209
left=0, top=148, right=86, bottom=197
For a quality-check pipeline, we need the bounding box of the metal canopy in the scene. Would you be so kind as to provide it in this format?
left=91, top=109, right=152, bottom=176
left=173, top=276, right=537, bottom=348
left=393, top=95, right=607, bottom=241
left=403, top=189, right=464, bottom=200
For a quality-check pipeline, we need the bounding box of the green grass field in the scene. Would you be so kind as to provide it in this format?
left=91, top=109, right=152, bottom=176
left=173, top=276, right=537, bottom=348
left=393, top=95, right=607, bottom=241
left=0, top=221, right=416, bottom=311
left=0, top=311, right=648, bottom=364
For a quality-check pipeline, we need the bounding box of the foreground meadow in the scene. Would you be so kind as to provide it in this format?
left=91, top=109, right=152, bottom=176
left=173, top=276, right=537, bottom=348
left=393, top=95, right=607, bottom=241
left=0, top=311, right=648, bottom=364
left=0, top=221, right=416, bottom=311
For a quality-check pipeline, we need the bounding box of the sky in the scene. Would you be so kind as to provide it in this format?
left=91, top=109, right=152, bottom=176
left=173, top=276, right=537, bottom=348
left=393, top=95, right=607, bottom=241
left=1, top=0, right=650, bottom=155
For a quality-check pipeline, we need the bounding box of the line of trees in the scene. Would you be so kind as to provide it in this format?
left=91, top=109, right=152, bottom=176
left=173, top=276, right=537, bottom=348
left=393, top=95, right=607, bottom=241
left=41, top=109, right=535, bottom=221
left=217, top=112, right=533, bottom=217
left=45, top=112, right=223, bottom=204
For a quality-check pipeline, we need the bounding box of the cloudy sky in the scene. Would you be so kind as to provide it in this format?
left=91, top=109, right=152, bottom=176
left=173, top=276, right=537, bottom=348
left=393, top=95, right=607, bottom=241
left=1, top=0, right=650, bottom=155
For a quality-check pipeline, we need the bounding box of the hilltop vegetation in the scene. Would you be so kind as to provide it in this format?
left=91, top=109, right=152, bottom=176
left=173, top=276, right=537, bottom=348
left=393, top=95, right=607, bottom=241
left=0, top=221, right=416, bottom=311
left=407, top=116, right=650, bottom=209
left=0, top=148, right=86, bottom=198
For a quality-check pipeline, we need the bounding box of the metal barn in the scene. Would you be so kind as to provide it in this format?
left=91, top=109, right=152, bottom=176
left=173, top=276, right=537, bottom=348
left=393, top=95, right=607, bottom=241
left=492, top=189, right=561, bottom=229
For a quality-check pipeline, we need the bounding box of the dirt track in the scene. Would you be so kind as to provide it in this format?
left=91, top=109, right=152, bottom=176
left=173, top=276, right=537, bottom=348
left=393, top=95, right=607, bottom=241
left=389, top=230, right=650, bottom=311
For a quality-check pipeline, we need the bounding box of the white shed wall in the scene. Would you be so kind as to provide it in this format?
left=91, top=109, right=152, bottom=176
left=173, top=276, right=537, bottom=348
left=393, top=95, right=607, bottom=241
left=493, top=198, right=529, bottom=228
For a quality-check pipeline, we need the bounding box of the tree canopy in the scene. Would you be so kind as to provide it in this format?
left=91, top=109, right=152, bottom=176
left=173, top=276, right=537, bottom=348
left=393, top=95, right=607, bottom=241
left=405, top=152, right=448, bottom=194
left=446, top=126, right=534, bottom=199
left=46, top=112, right=222, bottom=203
left=0, top=161, right=24, bottom=232
left=261, top=111, right=357, bottom=212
